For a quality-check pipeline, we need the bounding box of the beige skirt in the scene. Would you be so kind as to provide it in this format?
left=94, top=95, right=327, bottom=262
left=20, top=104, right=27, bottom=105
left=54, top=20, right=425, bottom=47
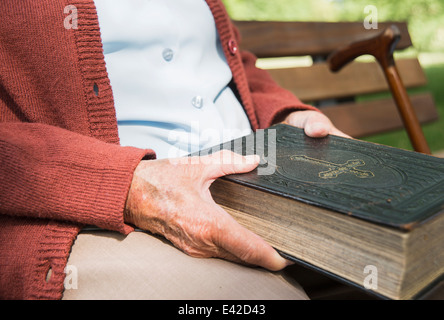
left=62, top=229, right=309, bottom=300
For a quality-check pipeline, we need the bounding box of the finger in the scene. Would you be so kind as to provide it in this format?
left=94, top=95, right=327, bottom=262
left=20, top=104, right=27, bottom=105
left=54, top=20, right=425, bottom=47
left=301, top=112, right=332, bottom=138
left=330, top=127, right=353, bottom=139
left=213, top=209, right=289, bottom=271
left=209, top=245, right=294, bottom=270
left=285, top=110, right=352, bottom=139
left=284, top=111, right=330, bottom=137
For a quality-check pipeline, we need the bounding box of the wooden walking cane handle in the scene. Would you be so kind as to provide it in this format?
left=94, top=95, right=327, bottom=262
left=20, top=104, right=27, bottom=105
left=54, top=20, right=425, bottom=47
left=327, top=25, right=431, bottom=154
left=328, top=26, right=400, bottom=72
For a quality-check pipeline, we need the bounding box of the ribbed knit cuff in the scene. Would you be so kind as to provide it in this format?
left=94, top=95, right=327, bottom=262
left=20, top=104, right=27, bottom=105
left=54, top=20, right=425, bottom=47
left=71, top=145, right=156, bottom=235
left=0, top=123, right=156, bottom=235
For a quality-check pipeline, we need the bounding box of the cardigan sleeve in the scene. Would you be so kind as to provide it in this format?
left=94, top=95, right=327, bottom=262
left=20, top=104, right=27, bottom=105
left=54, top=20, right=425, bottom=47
left=233, top=25, right=320, bottom=129
left=0, top=122, right=155, bottom=235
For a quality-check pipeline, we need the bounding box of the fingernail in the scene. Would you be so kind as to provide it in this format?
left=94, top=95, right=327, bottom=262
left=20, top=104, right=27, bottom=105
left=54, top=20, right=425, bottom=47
left=309, top=122, right=324, bottom=131
left=285, top=259, right=295, bottom=267
left=307, top=122, right=328, bottom=136
left=244, top=154, right=260, bottom=164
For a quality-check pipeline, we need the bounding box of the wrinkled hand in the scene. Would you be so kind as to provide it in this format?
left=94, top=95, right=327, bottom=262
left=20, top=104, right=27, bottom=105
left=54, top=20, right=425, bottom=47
left=283, top=110, right=351, bottom=139
left=124, top=150, right=289, bottom=271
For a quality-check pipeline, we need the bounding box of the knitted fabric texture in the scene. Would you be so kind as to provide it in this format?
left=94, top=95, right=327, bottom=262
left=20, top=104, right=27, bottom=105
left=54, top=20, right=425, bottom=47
left=0, top=0, right=315, bottom=299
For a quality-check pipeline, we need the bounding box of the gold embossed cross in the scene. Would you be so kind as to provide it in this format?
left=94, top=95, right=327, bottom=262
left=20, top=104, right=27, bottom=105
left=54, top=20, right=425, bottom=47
left=290, top=155, right=375, bottom=179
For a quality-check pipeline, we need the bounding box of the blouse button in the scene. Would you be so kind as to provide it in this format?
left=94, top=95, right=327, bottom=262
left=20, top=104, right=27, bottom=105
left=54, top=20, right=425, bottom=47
left=191, top=96, right=203, bottom=109
left=227, top=39, right=238, bottom=55
left=162, top=48, right=174, bottom=62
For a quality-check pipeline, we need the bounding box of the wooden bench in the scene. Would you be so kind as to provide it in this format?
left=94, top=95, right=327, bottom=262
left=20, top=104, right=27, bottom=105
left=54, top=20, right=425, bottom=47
left=233, top=20, right=439, bottom=153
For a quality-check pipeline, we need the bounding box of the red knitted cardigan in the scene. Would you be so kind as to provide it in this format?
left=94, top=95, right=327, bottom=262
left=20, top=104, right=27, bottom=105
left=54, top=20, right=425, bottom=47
left=0, top=0, right=316, bottom=299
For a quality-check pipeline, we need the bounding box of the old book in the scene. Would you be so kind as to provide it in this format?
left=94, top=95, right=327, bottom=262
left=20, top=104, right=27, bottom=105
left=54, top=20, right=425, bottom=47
left=199, top=124, right=444, bottom=300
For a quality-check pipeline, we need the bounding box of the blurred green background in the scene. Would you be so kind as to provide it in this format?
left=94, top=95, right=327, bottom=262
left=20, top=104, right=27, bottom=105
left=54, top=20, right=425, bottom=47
left=222, top=0, right=444, bottom=154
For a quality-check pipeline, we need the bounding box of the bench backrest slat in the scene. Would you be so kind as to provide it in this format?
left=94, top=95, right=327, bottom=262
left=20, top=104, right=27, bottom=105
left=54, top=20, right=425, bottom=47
left=233, top=20, right=438, bottom=143
left=266, top=58, right=427, bottom=102
left=233, top=21, right=412, bottom=58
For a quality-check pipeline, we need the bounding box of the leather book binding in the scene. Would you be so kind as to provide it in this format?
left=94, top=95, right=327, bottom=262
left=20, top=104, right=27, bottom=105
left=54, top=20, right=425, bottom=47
left=199, top=124, right=444, bottom=300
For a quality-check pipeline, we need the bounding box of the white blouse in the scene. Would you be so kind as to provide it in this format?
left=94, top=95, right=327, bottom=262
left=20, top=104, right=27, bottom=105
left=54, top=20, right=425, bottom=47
left=94, top=0, right=252, bottom=158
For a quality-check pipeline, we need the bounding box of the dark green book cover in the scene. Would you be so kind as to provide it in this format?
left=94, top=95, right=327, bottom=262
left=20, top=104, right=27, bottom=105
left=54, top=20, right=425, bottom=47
left=199, top=123, right=444, bottom=230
